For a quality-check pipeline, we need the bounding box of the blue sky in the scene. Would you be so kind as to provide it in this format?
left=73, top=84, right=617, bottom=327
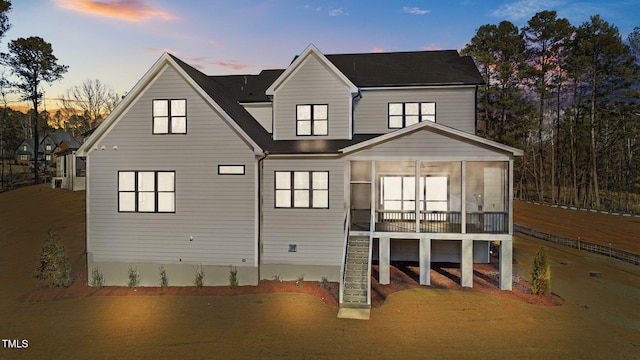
left=2, top=0, right=639, bottom=109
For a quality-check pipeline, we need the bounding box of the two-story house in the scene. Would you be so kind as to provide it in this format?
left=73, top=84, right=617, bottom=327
left=77, top=45, right=522, bottom=319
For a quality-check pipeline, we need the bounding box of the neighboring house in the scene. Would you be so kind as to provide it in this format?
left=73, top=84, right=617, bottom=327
left=15, top=139, right=36, bottom=163
left=77, top=45, right=523, bottom=319
left=45, top=132, right=85, bottom=191
left=52, top=140, right=86, bottom=191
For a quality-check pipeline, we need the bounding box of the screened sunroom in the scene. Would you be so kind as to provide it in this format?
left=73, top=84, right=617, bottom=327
left=349, top=160, right=510, bottom=235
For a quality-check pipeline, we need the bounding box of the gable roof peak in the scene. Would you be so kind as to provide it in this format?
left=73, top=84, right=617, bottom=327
left=265, top=44, right=358, bottom=96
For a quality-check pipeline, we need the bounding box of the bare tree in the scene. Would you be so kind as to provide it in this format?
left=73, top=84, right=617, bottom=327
left=60, top=79, right=120, bottom=133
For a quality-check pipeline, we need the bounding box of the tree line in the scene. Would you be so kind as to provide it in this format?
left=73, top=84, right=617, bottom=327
left=461, top=10, right=640, bottom=212
left=0, top=1, right=120, bottom=189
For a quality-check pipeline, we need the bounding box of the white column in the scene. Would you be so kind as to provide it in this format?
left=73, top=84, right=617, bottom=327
left=419, top=238, right=431, bottom=285
left=415, top=160, right=420, bottom=232
left=461, top=239, right=473, bottom=287
left=379, top=237, right=390, bottom=284
left=500, top=240, right=513, bottom=290
left=461, top=161, right=466, bottom=234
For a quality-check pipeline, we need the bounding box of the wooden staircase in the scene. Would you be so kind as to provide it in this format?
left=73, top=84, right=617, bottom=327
left=338, top=235, right=371, bottom=320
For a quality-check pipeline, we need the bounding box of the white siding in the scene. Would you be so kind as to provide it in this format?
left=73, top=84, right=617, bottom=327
left=272, top=54, right=352, bottom=140
left=262, top=159, right=345, bottom=266
left=242, top=103, right=272, bottom=133
left=348, top=128, right=510, bottom=159
left=87, top=65, right=257, bottom=266
left=354, top=87, right=477, bottom=134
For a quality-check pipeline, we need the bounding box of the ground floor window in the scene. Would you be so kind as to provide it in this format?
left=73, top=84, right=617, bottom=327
left=275, top=171, right=329, bottom=208
left=118, top=171, right=175, bottom=213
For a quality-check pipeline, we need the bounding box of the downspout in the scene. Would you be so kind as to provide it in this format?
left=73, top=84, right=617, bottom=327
left=351, top=90, right=361, bottom=138
left=256, top=151, right=269, bottom=282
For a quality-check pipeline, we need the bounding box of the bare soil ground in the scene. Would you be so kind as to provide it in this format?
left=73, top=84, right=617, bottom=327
left=514, top=200, right=640, bottom=254
left=1, top=185, right=639, bottom=359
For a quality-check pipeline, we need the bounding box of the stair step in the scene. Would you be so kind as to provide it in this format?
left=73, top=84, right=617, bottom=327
left=343, top=295, right=367, bottom=303
left=344, top=285, right=367, bottom=291
left=343, top=292, right=367, bottom=299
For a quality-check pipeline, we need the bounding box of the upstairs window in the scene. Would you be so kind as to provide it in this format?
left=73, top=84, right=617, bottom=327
left=45, top=144, right=52, bottom=151
left=275, top=171, right=329, bottom=208
left=153, top=99, right=187, bottom=134
left=296, top=104, right=328, bottom=136
left=388, top=102, right=436, bottom=128
left=22, top=145, right=27, bottom=151
left=118, top=171, right=175, bottom=213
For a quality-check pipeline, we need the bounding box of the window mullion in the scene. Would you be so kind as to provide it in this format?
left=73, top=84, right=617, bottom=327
left=134, top=171, right=139, bottom=212
left=308, top=171, right=313, bottom=208
left=167, top=101, right=172, bottom=134
left=154, top=171, right=159, bottom=213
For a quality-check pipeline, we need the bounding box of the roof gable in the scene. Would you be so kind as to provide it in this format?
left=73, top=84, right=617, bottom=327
left=265, top=44, right=358, bottom=96
left=78, top=53, right=269, bottom=156
left=340, top=121, right=523, bottom=157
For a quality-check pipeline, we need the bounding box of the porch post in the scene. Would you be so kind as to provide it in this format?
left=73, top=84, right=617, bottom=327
left=460, top=239, right=473, bottom=287
left=419, top=238, right=431, bottom=285
left=461, top=161, right=466, bottom=234
left=415, top=160, right=420, bottom=233
left=379, top=237, right=390, bottom=284
left=499, top=239, right=513, bottom=290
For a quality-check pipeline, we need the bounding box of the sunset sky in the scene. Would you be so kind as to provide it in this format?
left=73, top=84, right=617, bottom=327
left=2, top=0, right=639, bottom=109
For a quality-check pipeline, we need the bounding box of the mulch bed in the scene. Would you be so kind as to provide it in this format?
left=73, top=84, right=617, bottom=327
left=18, top=258, right=562, bottom=308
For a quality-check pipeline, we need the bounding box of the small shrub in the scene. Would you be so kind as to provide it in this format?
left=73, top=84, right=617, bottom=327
left=295, top=274, right=304, bottom=287
left=229, top=265, right=238, bottom=289
left=90, top=267, right=104, bottom=290
left=159, top=265, right=168, bottom=288
left=34, top=227, right=72, bottom=287
left=272, top=274, right=281, bottom=284
left=127, top=265, right=140, bottom=289
left=318, top=276, right=330, bottom=289
left=531, top=245, right=551, bottom=295
left=194, top=265, right=205, bottom=288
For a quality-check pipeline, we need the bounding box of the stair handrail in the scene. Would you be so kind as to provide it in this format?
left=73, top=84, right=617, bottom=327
left=339, top=209, right=350, bottom=305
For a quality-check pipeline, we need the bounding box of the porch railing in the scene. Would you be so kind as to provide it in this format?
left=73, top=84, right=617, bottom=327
left=465, top=212, right=509, bottom=234
left=351, top=210, right=509, bottom=234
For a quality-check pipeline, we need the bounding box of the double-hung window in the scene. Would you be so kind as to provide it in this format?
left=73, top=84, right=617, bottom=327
left=275, top=171, right=329, bottom=208
left=118, top=171, right=175, bottom=212
left=388, top=102, right=436, bottom=128
left=296, top=104, right=328, bottom=136
left=153, top=99, right=187, bottom=134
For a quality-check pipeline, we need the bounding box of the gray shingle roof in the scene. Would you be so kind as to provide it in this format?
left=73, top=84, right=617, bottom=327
left=170, top=50, right=484, bottom=155
left=326, top=50, right=484, bottom=87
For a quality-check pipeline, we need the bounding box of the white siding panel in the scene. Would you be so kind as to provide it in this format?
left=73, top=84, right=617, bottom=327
left=87, top=65, right=257, bottom=266
left=243, top=103, right=273, bottom=133
left=262, top=159, right=345, bottom=266
left=355, top=87, right=477, bottom=134
left=273, top=55, right=351, bottom=140
left=349, top=129, right=509, bottom=159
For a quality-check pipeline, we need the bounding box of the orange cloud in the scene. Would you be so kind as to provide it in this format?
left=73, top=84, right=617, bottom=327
left=57, top=0, right=173, bottom=22
left=372, top=48, right=385, bottom=53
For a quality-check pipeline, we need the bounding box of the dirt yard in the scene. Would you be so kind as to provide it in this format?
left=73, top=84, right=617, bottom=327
left=1, top=185, right=639, bottom=359
left=514, top=200, right=640, bottom=254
